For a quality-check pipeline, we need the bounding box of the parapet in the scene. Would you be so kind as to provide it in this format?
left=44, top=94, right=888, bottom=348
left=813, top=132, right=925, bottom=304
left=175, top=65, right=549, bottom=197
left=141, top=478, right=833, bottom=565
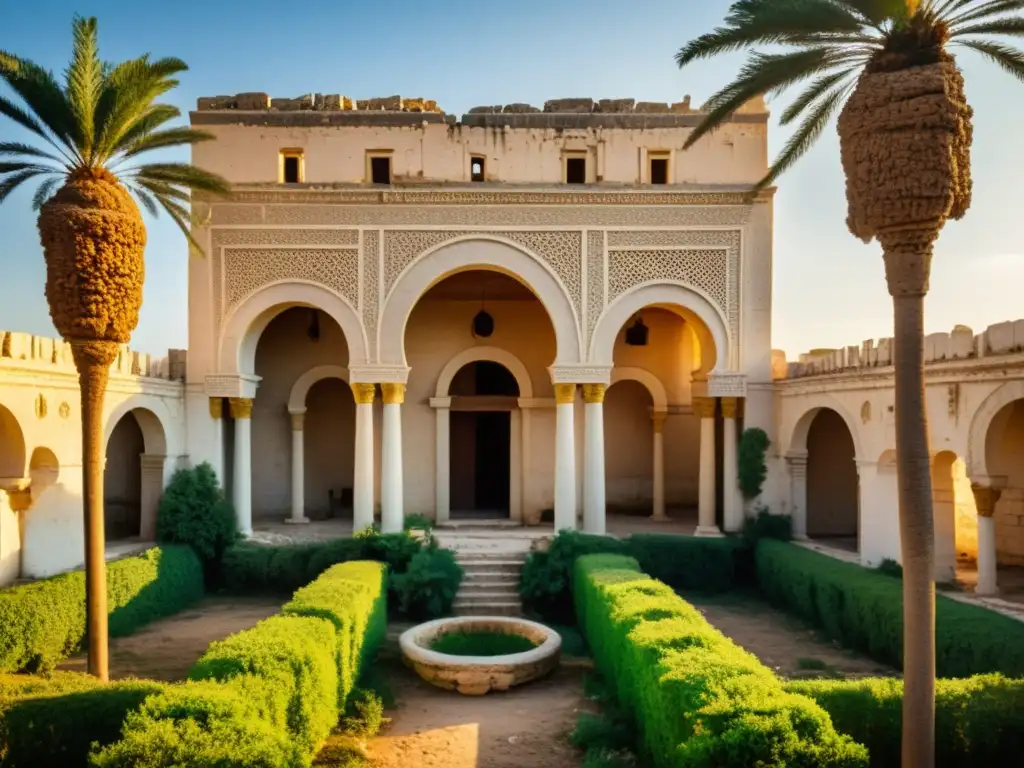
left=0, top=330, right=186, bottom=382
left=775, top=319, right=1024, bottom=380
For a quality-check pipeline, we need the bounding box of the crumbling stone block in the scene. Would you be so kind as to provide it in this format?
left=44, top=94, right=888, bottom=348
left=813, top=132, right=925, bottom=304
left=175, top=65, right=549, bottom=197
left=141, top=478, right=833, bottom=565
left=671, top=96, right=693, bottom=113
left=235, top=92, right=271, bottom=110
left=634, top=101, right=670, bottom=113
left=468, top=105, right=502, bottom=114
left=597, top=98, right=635, bottom=113
left=502, top=103, right=540, bottom=114
left=950, top=325, right=974, bottom=358
left=925, top=332, right=950, bottom=362
left=543, top=98, right=594, bottom=113
left=986, top=321, right=1014, bottom=354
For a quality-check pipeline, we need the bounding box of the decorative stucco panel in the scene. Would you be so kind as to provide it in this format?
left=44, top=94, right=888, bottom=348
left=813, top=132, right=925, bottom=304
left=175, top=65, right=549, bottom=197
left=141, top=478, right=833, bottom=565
left=362, top=230, right=381, bottom=353
left=585, top=230, right=605, bottom=349
left=223, top=248, right=359, bottom=315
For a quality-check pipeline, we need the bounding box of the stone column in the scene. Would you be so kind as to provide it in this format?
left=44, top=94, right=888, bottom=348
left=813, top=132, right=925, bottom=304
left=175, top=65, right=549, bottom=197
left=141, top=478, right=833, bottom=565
left=139, top=454, right=166, bottom=539
left=433, top=398, right=451, bottom=524
left=554, top=383, right=577, bottom=532
left=288, top=411, right=309, bottom=524
left=721, top=397, right=742, bottom=533
left=651, top=410, right=668, bottom=521
left=786, top=452, right=809, bottom=539
left=693, top=396, right=721, bottom=536
left=380, top=383, right=405, bottom=534
left=229, top=397, right=254, bottom=536
left=351, top=383, right=376, bottom=532
left=582, top=384, right=606, bottom=535
left=971, top=482, right=1003, bottom=596
left=208, top=396, right=224, bottom=484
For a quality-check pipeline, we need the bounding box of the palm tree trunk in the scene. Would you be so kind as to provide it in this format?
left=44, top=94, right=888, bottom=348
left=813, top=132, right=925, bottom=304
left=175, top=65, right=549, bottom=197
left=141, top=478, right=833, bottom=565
left=72, top=340, right=118, bottom=682
left=883, top=242, right=936, bottom=768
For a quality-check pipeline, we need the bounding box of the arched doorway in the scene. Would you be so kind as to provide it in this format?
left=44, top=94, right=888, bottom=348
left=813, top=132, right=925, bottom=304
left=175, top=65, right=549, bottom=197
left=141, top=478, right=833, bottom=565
left=931, top=450, right=975, bottom=582
left=104, top=412, right=144, bottom=540
left=252, top=307, right=353, bottom=522
left=984, top=398, right=1024, bottom=567
left=604, top=379, right=655, bottom=514
left=805, top=409, right=859, bottom=548
left=0, top=403, right=26, bottom=482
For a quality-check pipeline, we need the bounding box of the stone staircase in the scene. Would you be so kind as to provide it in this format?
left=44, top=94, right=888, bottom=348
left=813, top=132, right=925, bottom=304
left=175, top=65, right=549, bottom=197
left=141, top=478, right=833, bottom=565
left=435, top=530, right=535, bottom=616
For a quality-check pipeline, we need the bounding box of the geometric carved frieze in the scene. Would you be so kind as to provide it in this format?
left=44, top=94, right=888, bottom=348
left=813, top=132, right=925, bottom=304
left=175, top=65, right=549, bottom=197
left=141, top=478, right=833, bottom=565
left=382, top=230, right=583, bottom=323
left=585, top=230, right=605, bottom=349
left=362, top=230, right=381, bottom=353
left=223, top=248, right=359, bottom=316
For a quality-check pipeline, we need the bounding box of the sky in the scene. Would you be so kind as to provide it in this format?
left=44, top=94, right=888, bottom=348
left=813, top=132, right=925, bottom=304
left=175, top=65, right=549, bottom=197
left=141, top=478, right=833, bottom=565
left=2, top=0, right=1024, bottom=360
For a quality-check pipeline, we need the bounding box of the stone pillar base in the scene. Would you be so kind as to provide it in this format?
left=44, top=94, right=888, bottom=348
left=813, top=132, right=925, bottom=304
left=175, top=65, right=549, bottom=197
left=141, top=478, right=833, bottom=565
left=284, top=516, right=310, bottom=525
left=695, top=525, right=723, bottom=537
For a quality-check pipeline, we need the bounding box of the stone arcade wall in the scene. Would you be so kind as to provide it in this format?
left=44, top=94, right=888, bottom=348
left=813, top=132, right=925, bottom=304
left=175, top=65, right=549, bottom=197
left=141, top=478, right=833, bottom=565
left=0, top=331, right=187, bottom=584
left=772, top=319, right=1024, bottom=571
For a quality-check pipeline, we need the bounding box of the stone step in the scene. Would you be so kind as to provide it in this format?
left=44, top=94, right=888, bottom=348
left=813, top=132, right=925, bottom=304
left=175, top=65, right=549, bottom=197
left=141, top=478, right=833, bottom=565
left=458, top=561, right=525, bottom=576
left=462, top=573, right=519, bottom=586
left=453, top=601, right=523, bottom=617
left=454, top=591, right=523, bottom=603
left=459, top=582, right=520, bottom=596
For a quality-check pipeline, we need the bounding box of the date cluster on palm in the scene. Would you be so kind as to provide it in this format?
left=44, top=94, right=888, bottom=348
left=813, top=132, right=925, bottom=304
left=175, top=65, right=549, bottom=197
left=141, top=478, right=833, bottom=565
left=38, top=168, right=146, bottom=364
left=838, top=56, right=973, bottom=287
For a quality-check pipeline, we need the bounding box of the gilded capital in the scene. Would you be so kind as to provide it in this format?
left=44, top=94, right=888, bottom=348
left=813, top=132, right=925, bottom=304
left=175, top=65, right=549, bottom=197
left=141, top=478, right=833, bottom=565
left=971, top=484, right=1003, bottom=518
left=229, top=397, right=253, bottom=419
left=381, top=383, right=406, bottom=405
left=693, top=396, right=717, bottom=419
left=6, top=488, right=32, bottom=513
left=652, top=411, right=668, bottom=434
left=720, top=397, right=740, bottom=420
left=554, top=383, right=576, bottom=405
left=208, top=397, right=223, bottom=420
left=350, top=382, right=376, bottom=405
left=582, top=383, right=606, bottom=404
left=290, top=412, right=305, bottom=431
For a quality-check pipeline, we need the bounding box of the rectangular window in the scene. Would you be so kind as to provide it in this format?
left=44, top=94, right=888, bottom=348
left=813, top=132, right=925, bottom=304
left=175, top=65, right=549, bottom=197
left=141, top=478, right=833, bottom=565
left=471, top=156, right=485, bottom=182
left=565, top=156, right=586, bottom=184
left=650, top=156, right=669, bottom=185
left=279, top=149, right=303, bottom=184
left=370, top=155, right=392, bottom=184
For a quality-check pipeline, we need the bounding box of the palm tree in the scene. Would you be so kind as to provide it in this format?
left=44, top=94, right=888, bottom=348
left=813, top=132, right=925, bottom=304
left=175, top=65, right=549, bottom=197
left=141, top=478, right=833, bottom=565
left=0, top=16, right=229, bottom=681
left=676, top=1, right=1024, bottom=764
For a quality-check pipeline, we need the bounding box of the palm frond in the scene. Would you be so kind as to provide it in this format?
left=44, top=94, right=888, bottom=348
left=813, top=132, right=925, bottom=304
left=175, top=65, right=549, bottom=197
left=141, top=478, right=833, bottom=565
left=0, top=141, right=66, bottom=166
left=31, top=177, right=60, bottom=210
left=955, top=38, right=1024, bottom=79
left=836, top=0, right=902, bottom=27
left=135, top=178, right=192, bottom=204
left=779, top=69, right=857, bottom=124
left=0, top=168, right=52, bottom=204
left=127, top=183, right=159, bottom=216
left=947, top=0, right=1024, bottom=26
left=0, top=161, right=51, bottom=174
left=117, top=127, right=216, bottom=160
left=953, top=17, right=1024, bottom=37
left=114, top=104, right=181, bottom=149
left=149, top=192, right=203, bottom=252
left=134, top=163, right=231, bottom=196
left=0, top=51, right=78, bottom=158
left=64, top=15, right=103, bottom=161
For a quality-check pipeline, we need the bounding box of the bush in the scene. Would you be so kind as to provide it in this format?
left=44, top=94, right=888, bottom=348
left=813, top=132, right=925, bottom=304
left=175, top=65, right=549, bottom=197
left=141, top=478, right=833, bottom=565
left=340, top=687, right=388, bottom=737
left=786, top=675, right=1024, bottom=767
left=390, top=544, right=463, bottom=620
left=628, top=534, right=740, bottom=593
left=574, top=553, right=867, bottom=767
left=156, top=463, right=238, bottom=570
left=403, top=513, right=434, bottom=531
left=738, top=427, right=770, bottom=499
left=756, top=540, right=1024, bottom=677
left=0, top=545, right=203, bottom=673
left=0, top=673, right=164, bottom=767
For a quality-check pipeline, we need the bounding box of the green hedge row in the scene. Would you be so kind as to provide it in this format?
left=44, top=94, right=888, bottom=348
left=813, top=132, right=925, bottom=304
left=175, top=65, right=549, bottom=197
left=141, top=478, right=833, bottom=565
left=90, top=560, right=388, bottom=767
left=756, top=540, right=1024, bottom=677
left=786, top=675, right=1024, bottom=767
left=0, top=545, right=204, bottom=673
left=573, top=553, right=868, bottom=767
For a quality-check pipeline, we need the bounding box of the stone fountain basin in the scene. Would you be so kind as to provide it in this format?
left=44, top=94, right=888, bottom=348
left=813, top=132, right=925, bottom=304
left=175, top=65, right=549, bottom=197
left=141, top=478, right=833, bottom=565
left=399, top=616, right=562, bottom=696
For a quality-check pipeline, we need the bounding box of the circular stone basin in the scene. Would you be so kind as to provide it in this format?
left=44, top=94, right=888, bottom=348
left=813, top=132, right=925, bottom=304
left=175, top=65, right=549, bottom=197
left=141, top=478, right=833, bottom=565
left=400, top=616, right=562, bottom=696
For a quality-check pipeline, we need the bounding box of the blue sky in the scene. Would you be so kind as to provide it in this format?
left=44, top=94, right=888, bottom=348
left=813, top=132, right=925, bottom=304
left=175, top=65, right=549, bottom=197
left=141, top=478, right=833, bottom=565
left=2, top=0, right=1023, bottom=359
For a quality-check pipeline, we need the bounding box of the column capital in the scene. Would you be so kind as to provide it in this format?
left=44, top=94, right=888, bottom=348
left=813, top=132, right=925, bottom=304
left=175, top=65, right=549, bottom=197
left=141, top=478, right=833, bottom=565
left=350, top=382, right=376, bottom=405
left=720, top=396, right=741, bottom=419
left=349, top=364, right=409, bottom=385
left=692, top=396, right=717, bottom=419
left=972, top=482, right=1005, bottom=518
left=706, top=371, right=748, bottom=398
left=6, top=487, right=32, bottom=513
left=140, top=454, right=166, bottom=471
left=548, top=364, right=612, bottom=386
left=206, top=373, right=260, bottom=399
left=582, top=383, right=606, bottom=404
left=229, top=397, right=253, bottom=419
left=651, top=410, right=668, bottom=434
left=208, top=396, right=223, bottom=420
left=554, top=383, right=576, bottom=405
left=382, top=383, right=406, bottom=405
left=290, top=412, right=306, bottom=431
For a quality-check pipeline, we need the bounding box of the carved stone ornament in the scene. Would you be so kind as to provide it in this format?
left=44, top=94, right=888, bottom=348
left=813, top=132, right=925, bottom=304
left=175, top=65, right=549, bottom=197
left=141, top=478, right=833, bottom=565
left=228, top=397, right=254, bottom=419
left=706, top=372, right=747, bottom=398
left=34, top=394, right=47, bottom=420
left=350, top=383, right=376, bottom=405
left=58, top=402, right=71, bottom=419
left=692, top=396, right=717, bottom=419
left=553, top=384, right=576, bottom=405
left=381, top=383, right=406, bottom=405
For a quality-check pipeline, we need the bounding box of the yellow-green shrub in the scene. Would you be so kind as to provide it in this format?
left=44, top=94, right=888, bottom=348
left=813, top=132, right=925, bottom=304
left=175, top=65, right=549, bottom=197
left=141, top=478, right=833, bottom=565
left=0, top=545, right=204, bottom=673
left=786, top=675, right=1024, bottom=767
left=574, top=554, right=868, bottom=768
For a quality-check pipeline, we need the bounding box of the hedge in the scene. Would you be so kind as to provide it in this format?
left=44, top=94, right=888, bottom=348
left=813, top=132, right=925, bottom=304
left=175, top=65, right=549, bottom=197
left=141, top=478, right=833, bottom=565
left=0, top=545, right=204, bottom=673
left=573, top=553, right=868, bottom=767
left=90, top=560, right=387, bottom=767
left=756, top=540, right=1024, bottom=677
left=786, top=675, right=1024, bottom=767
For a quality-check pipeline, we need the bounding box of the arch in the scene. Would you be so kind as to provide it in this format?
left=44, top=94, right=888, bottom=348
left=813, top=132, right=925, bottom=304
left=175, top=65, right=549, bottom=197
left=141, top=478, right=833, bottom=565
left=803, top=407, right=860, bottom=542
left=289, top=365, right=350, bottom=413
left=787, top=398, right=865, bottom=462
left=104, top=401, right=168, bottom=456
left=379, top=237, right=582, bottom=366
left=28, top=447, right=60, bottom=492
left=0, top=404, right=26, bottom=480
left=610, top=366, right=669, bottom=410
left=435, top=347, right=534, bottom=399
left=220, top=281, right=368, bottom=375
left=589, top=282, right=731, bottom=369
left=968, top=380, right=1024, bottom=478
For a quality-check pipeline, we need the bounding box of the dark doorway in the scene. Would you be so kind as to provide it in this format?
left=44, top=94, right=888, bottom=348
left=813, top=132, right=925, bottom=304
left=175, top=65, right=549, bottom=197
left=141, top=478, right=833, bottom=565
left=104, top=411, right=143, bottom=540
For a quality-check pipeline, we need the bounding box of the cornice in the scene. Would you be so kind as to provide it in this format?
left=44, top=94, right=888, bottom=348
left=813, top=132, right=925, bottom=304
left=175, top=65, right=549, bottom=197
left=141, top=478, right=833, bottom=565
left=198, top=186, right=769, bottom=207
left=776, top=360, right=1024, bottom=396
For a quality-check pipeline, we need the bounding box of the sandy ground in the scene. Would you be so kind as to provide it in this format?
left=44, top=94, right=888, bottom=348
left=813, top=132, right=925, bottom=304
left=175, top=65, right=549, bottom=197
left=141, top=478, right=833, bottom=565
left=690, top=593, right=894, bottom=679
left=58, top=595, right=283, bottom=680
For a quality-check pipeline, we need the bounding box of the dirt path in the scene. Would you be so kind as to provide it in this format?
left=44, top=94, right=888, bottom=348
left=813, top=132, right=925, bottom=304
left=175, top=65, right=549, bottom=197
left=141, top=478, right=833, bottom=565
left=689, top=593, right=894, bottom=679
left=59, top=595, right=283, bottom=680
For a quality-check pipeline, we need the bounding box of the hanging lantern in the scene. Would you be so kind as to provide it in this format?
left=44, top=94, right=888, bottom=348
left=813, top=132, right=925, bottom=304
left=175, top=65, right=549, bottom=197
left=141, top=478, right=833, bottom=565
left=625, top=316, right=648, bottom=346
left=472, top=309, right=495, bottom=338
left=307, top=309, right=321, bottom=342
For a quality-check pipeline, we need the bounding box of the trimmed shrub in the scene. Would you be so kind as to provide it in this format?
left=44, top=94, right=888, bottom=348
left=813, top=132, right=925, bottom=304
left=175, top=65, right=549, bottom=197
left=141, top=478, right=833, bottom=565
left=574, top=554, right=867, bottom=767
left=738, top=427, right=770, bottom=499
left=628, top=534, right=740, bottom=593
left=0, top=545, right=203, bottom=673
left=156, top=463, right=238, bottom=574
left=756, top=540, right=1024, bottom=677
left=390, top=544, right=463, bottom=620
left=0, top=673, right=164, bottom=767
left=787, top=675, right=1024, bottom=767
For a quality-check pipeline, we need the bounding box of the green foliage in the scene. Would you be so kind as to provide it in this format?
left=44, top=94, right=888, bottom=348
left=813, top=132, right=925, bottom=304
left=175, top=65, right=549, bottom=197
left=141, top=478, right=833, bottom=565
left=571, top=673, right=638, bottom=767
left=339, top=688, right=388, bottom=738
left=0, top=672, right=164, bottom=767
left=756, top=540, right=1024, bottom=677
left=430, top=630, right=536, bottom=656
left=91, top=561, right=388, bottom=767
left=402, top=513, right=434, bottom=531
left=390, top=544, right=463, bottom=620
left=548, top=624, right=589, bottom=658
left=573, top=553, right=868, bottom=767
left=156, top=463, right=238, bottom=574
left=787, top=675, right=1024, bottom=768
left=0, top=545, right=203, bottom=673
left=741, top=506, right=792, bottom=544
left=876, top=558, right=903, bottom=579
left=737, top=427, right=770, bottom=499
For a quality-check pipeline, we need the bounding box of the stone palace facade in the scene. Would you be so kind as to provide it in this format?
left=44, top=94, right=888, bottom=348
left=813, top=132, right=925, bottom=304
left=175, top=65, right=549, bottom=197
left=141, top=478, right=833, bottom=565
left=0, top=93, right=1020, bottom=598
